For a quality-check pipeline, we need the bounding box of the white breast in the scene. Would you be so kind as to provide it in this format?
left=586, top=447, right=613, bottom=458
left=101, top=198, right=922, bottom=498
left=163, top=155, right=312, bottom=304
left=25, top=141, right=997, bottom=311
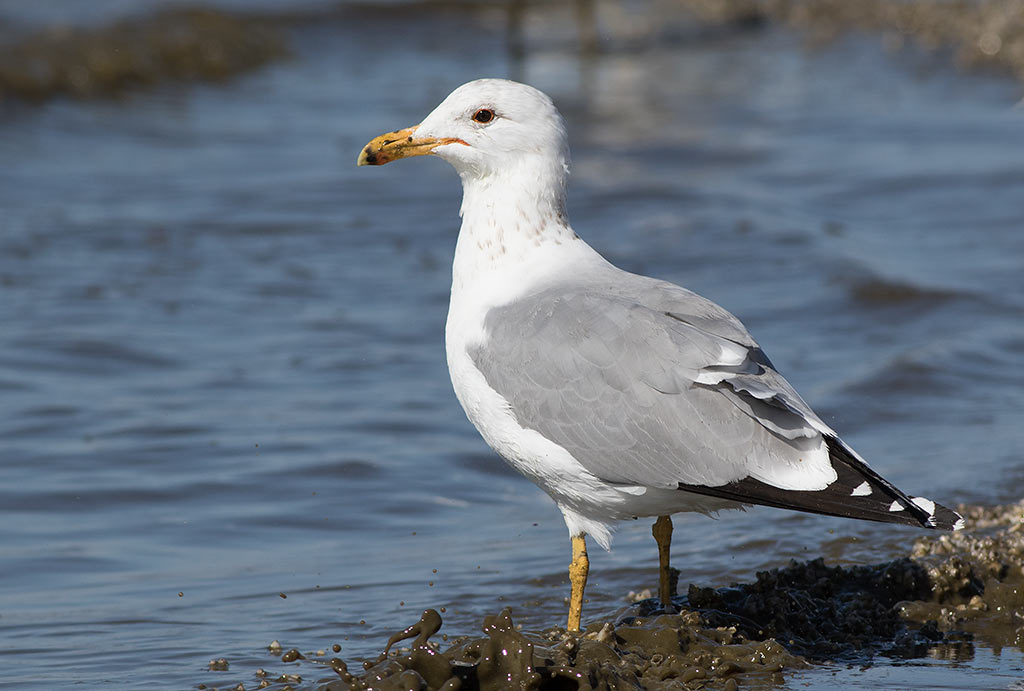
left=443, top=224, right=599, bottom=486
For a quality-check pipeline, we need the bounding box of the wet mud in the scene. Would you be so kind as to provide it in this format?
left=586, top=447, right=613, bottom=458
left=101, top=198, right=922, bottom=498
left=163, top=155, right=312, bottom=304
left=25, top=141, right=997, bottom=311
left=0, top=8, right=287, bottom=102
left=199, top=502, right=1024, bottom=690
left=906, top=501, right=1024, bottom=653
left=676, top=0, right=1024, bottom=82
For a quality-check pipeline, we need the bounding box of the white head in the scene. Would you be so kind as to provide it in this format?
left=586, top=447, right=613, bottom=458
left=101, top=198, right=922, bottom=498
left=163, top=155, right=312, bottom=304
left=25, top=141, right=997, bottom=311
left=417, top=79, right=569, bottom=181
left=358, top=79, right=571, bottom=212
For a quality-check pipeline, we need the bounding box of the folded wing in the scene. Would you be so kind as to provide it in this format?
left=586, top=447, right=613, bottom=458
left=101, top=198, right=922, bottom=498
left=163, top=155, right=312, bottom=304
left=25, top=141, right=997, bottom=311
left=469, top=276, right=962, bottom=531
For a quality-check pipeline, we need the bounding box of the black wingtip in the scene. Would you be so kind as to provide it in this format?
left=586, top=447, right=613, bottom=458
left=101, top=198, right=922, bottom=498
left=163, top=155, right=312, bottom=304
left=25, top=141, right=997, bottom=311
left=823, top=436, right=963, bottom=531
left=676, top=435, right=964, bottom=531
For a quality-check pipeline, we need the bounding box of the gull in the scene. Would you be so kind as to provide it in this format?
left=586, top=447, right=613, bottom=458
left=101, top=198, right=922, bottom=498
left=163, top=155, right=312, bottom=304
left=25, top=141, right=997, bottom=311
left=357, top=79, right=963, bottom=633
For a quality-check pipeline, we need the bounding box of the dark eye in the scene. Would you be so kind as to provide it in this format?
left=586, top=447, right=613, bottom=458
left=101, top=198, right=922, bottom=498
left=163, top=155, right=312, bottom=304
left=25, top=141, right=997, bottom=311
left=472, top=108, right=495, bottom=124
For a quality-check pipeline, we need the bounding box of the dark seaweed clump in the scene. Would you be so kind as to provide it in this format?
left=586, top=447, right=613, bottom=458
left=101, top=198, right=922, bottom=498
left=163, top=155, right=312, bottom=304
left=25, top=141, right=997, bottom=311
left=0, top=8, right=287, bottom=102
left=686, top=557, right=950, bottom=661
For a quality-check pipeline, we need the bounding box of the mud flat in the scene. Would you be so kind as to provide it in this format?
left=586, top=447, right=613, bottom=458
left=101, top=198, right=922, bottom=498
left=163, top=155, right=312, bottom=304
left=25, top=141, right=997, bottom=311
left=0, top=8, right=287, bottom=102
left=196, top=501, right=1023, bottom=690
left=676, top=0, right=1024, bottom=82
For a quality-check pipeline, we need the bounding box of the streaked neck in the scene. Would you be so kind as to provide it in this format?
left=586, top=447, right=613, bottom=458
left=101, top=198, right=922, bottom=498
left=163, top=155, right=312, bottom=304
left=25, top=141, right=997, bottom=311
left=451, top=164, right=576, bottom=295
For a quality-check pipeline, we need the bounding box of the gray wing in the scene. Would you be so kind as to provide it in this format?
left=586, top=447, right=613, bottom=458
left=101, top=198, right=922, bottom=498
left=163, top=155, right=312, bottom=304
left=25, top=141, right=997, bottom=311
left=469, top=277, right=963, bottom=530
left=470, top=280, right=828, bottom=490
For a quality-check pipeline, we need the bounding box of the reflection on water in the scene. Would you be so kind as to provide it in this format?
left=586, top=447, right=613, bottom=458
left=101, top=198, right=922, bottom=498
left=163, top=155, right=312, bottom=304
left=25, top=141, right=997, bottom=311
left=0, top=2, right=1022, bottom=689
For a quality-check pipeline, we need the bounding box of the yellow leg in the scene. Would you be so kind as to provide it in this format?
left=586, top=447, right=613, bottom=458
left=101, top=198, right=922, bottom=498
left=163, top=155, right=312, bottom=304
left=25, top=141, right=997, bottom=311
left=652, top=515, right=674, bottom=608
left=567, top=534, right=589, bottom=632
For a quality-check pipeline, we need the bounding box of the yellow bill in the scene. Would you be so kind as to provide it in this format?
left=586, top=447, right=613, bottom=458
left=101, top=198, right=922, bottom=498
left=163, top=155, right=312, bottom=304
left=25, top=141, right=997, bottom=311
left=357, top=126, right=465, bottom=166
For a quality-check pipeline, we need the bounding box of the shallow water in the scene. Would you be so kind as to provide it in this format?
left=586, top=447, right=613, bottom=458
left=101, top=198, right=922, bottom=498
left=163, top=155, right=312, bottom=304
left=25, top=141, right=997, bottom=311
left=0, top=1, right=1022, bottom=689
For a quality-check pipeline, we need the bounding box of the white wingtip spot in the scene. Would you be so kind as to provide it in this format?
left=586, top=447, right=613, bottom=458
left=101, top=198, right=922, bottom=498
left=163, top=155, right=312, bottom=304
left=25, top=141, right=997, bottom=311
left=911, top=496, right=936, bottom=516
left=851, top=481, right=872, bottom=497
left=953, top=517, right=966, bottom=531
left=888, top=499, right=905, bottom=512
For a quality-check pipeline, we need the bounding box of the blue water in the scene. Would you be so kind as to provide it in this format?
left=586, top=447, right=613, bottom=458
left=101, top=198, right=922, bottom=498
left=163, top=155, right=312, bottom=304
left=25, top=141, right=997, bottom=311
left=1, top=2, right=1022, bottom=688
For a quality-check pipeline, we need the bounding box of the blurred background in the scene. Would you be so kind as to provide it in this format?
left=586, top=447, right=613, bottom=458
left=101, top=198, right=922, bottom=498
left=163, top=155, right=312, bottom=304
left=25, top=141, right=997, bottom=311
left=1, top=0, right=1022, bottom=688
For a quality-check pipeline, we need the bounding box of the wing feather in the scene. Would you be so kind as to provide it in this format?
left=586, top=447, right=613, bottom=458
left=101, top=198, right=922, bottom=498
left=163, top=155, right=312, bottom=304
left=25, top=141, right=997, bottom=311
left=470, top=283, right=835, bottom=490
